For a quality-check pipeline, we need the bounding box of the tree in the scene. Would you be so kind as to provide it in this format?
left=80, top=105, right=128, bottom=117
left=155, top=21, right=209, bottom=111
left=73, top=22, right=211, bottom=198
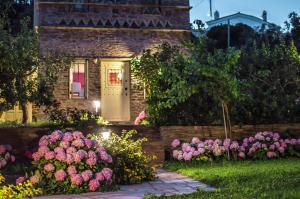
left=286, top=12, right=300, bottom=52
left=131, top=38, right=241, bottom=132
left=0, top=17, right=71, bottom=124
left=234, top=40, right=300, bottom=124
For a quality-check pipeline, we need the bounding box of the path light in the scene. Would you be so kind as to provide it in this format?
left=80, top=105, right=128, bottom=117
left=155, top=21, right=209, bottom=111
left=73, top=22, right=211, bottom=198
left=102, top=131, right=111, bottom=140
left=93, top=100, right=101, bottom=114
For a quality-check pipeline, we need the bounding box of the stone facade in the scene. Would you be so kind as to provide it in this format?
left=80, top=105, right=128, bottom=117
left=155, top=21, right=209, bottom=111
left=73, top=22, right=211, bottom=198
left=34, top=0, right=191, bottom=122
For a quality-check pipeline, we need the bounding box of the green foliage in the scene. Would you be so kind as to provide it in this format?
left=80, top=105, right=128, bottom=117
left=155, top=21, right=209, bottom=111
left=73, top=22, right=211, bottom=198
left=91, top=130, right=156, bottom=185
left=234, top=41, right=300, bottom=124
left=131, top=40, right=241, bottom=125
left=44, top=101, right=109, bottom=128
left=0, top=174, right=42, bottom=199
left=0, top=17, right=72, bottom=123
left=147, top=158, right=300, bottom=199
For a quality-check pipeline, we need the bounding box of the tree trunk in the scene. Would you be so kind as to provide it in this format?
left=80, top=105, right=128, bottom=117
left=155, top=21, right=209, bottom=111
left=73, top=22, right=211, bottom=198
left=21, top=102, right=28, bottom=124
left=224, top=103, right=232, bottom=139
left=221, top=101, right=230, bottom=160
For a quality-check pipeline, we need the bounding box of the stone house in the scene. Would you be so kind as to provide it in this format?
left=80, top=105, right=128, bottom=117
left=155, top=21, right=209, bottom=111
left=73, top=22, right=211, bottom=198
left=30, top=0, right=191, bottom=123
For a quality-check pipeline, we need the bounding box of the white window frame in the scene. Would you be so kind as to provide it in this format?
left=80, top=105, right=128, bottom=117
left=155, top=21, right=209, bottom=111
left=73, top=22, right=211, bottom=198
left=69, top=59, right=88, bottom=99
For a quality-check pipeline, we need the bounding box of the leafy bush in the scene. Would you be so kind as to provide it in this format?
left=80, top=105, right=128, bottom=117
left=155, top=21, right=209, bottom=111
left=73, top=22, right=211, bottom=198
left=44, top=101, right=108, bottom=127
left=171, top=132, right=300, bottom=161
left=0, top=174, right=42, bottom=199
left=30, top=130, right=114, bottom=194
left=91, top=130, right=156, bottom=185
left=0, top=144, right=15, bottom=169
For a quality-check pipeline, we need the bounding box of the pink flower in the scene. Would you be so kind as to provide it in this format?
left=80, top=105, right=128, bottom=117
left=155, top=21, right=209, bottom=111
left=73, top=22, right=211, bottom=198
left=88, top=151, right=97, bottom=159
left=30, top=175, right=39, bottom=184
left=45, top=151, right=55, bottom=160
left=72, top=139, right=85, bottom=148
left=223, top=139, right=231, bottom=149
left=39, top=136, right=49, bottom=146
left=67, top=166, right=77, bottom=176
left=66, top=154, right=74, bottom=164
left=267, top=151, right=275, bottom=158
left=134, top=117, right=141, bottom=125
left=0, top=159, right=7, bottom=168
left=72, top=131, right=84, bottom=139
left=198, top=148, right=205, bottom=154
left=100, top=150, right=109, bottom=161
left=32, top=152, right=42, bottom=161
left=16, top=176, right=25, bottom=185
left=55, top=169, right=67, bottom=181
left=50, top=130, right=63, bottom=142
left=238, top=151, right=245, bottom=159
left=54, top=147, right=64, bottom=154
left=55, top=151, right=67, bottom=162
left=86, top=158, right=97, bottom=167
left=84, top=139, right=93, bottom=149
left=101, top=168, right=113, bottom=181
left=230, top=141, right=239, bottom=150
left=248, top=137, right=254, bottom=142
left=38, top=146, right=50, bottom=155
left=89, top=179, right=100, bottom=191
left=278, top=147, right=285, bottom=154
left=66, top=147, right=77, bottom=154
left=95, top=172, right=104, bottom=181
left=0, top=145, right=6, bottom=154
left=63, top=132, right=74, bottom=142
left=77, top=150, right=88, bottom=159
left=107, top=155, right=113, bottom=163
left=171, top=139, right=181, bottom=148
left=10, top=155, right=15, bottom=162
left=193, top=150, right=201, bottom=157
left=44, top=163, right=55, bottom=172
left=81, top=170, right=93, bottom=182
left=192, top=137, right=201, bottom=144
left=4, top=152, right=10, bottom=160
left=138, top=111, right=146, bottom=120
left=269, top=145, right=275, bottom=150
left=73, top=152, right=82, bottom=163
left=183, top=152, right=193, bottom=161
left=71, top=174, right=83, bottom=186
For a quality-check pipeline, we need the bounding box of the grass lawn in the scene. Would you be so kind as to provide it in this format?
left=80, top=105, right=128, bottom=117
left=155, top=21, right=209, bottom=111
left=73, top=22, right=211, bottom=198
left=150, top=158, right=300, bottom=199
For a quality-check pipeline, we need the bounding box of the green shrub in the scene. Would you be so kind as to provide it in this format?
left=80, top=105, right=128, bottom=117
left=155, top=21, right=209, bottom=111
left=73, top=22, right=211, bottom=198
left=91, top=130, right=156, bottom=185
left=44, top=101, right=108, bottom=127
left=0, top=174, right=42, bottom=199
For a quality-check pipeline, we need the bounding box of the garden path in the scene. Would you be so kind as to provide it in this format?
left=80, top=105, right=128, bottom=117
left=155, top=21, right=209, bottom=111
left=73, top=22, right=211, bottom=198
left=35, top=169, right=215, bottom=199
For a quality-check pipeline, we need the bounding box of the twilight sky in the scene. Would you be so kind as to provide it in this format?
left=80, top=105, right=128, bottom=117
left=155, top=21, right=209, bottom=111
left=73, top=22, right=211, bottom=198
left=189, top=0, right=300, bottom=28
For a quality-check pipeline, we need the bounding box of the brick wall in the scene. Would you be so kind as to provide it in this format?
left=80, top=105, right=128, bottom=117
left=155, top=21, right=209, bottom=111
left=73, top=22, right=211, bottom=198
left=34, top=0, right=191, bottom=122
left=160, top=123, right=300, bottom=149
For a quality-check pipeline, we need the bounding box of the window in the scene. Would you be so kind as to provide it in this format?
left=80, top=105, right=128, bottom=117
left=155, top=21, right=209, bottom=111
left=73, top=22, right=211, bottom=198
left=70, top=60, right=88, bottom=99
left=107, top=69, right=123, bottom=86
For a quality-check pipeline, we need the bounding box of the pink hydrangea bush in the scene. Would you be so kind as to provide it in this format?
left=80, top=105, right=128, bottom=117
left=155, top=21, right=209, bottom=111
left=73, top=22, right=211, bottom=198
left=31, top=130, right=114, bottom=194
left=134, top=111, right=150, bottom=125
left=171, top=132, right=300, bottom=161
left=0, top=144, right=16, bottom=169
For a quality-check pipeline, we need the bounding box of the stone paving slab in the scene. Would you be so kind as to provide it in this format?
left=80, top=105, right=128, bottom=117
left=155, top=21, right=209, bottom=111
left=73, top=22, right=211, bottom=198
left=35, top=169, right=215, bottom=199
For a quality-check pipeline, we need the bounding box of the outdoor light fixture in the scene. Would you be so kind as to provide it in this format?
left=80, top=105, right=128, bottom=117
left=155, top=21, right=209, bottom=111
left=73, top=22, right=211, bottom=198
left=93, top=100, right=101, bottom=113
left=93, top=58, right=98, bottom=64
left=101, top=131, right=111, bottom=140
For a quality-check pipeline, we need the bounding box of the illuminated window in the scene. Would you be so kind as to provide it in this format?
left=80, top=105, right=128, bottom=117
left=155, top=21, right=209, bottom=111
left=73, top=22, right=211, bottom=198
left=70, top=61, right=87, bottom=98
left=107, top=69, right=123, bottom=86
